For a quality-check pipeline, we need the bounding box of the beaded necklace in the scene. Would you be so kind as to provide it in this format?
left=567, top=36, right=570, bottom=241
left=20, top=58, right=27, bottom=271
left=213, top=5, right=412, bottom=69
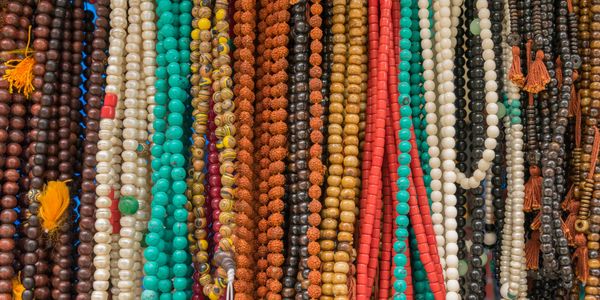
left=254, top=0, right=289, bottom=297
left=282, top=1, right=309, bottom=296
left=231, top=0, right=257, bottom=295
left=303, top=0, right=324, bottom=298
left=0, top=0, right=33, bottom=296
left=142, top=0, right=193, bottom=297
left=187, top=0, right=213, bottom=295
left=76, top=0, right=109, bottom=296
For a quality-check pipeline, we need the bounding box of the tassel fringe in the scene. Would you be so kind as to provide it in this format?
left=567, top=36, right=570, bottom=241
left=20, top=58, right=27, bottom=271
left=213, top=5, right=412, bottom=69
left=525, top=230, right=540, bottom=270
left=38, top=181, right=71, bottom=233
left=524, top=166, right=542, bottom=212
left=12, top=275, right=24, bottom=300
left=524, top=50, right=551, bottom=94
left=509, top=45, right=524, bottom=87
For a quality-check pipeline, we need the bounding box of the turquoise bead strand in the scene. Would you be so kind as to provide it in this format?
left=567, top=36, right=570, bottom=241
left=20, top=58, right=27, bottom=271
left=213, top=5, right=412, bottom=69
left=143, top=0, right=194, bottom=298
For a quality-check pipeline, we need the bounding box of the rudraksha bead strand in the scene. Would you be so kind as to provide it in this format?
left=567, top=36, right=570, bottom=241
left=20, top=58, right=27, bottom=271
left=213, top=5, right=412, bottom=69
left=231, top=0, right=257, bottom=296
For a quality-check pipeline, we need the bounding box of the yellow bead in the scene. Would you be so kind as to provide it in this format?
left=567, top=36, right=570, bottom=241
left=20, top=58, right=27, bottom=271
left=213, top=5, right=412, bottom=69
left=198, top=18, right=211, bottom=30
left=191, top=29, right=201, bottom=40
left=215, top=9, right=226, bottom=21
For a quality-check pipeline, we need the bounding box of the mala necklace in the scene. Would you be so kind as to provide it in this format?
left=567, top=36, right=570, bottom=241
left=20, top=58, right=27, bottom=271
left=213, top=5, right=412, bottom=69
left=282, top=0, right=310, bottom=296
left=0, top=0, right=33, bottom=296
left=0, top=0, right=32, bottom=295
left=254, top=0, right=289, bottom=297
left=188, top=0, right=212, bottom=296
left=231, top=0, right=257, bottom=295
left=76, top=0, right=110, bottom=297
left=142, top=0, right=194, bottom=297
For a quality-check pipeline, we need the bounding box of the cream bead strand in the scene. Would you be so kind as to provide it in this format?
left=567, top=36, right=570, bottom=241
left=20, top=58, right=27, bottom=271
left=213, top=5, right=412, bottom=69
left=420, top=0, right=447, bottom=274
left=93, top=0, right=128, bottom=298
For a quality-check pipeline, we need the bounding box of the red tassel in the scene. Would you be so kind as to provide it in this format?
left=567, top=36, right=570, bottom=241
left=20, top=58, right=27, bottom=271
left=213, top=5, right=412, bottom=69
left=524, top=166, right=542, bottom=212
left=525, top=230, right=540, bottom=270
left=562, top=185, right=574, bottom=210
left=509, top=45, right=525, bottom=87
left=573, top=233, right=589, bottom=282
left=524, top=50, right=551, bottom=94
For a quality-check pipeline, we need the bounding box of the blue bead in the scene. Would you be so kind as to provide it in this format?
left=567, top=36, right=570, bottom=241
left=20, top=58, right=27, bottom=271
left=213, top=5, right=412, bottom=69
left=151, top=145, right=164, bottom=158
left=151, top=206, right=167, bottom=219
left=170, top=153, right=186, bottom=167
left=394, top=266, right=408, bottom=279
left=401, top=7, right=412, bottom=17
left=396, top=177, right=410, bottom=190
left=172, top=194, right=188, bottom=207
left=143, top=277, right=159, bottom=291
left=145, top=232, right=162, bottom=247
left=172, top=236, right=188, bottom=250
left=142, top=290, right=159, bottom=300
left=155, top=92, right=168, bottom=105
left=179, top=0, right=193, bottom=11
left=400, top=48, right=412, bottom=60
left=154, top=178, right=170, bottom=192
left=393, top=293, right=407, bottom=300
left=393, top=280, right=407, bottom=292
left=167, top=140, right=184, bottom=153
left=396, top=190, right=410, bottom=203
left=153, top=192, right=169, bottom=206
left=398, top=128, right=411, bottom=141
left=399, top=38, right=411, bottom=50
left=166, top=49, right=180, bottom=63
left=400, top=117, right=413, bottom=129
left=399, top=60, right=410, bottom=71
left=158, top=279, right=173, bottom=292
left=396, top=202, right=409, bottom=215
left=398, top=141, right=412, bottom=152
left=172, top=180, right=187, bottom=194
left=172, top=249, right=188, bottom=263
left=179, top=49, right=191, bottom=63
left=144, top=261, right=159, bottom=275
left=395, top=215, right=409, bottom=227
left=395, top=228, right=409, bottom=239
left=144, top=246, right=160, bottom=261
left=393, top=241, right=406, bottom=253
left=166, top=126, right=183, bottom=140
left=400, top=105, right=412, bottom=117
left=397, top=165, right=410, bottom=177
left=173, top=208, right=188, bottom=222
left=168, top=99, right=186, bottom=113
left=147, top=219, right=165, bottom=234
left=159, top=293, right=172, bottom=300
left=167, top=113, right=184, bottom=127
left=173, top=221, right=188, bottom=236
left=398, top=153, right=411, bottom=164
left=171, top=167, right=186, bottom=181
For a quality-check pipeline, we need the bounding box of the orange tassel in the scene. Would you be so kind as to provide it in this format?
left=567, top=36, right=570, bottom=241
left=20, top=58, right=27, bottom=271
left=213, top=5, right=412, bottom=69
left=38, top=181, right=71, bottom=233
left=555, top=57, right=563, bottom=88
left=562, top=185, right=575, bottom=210
left=524, top=50, right=551, bottom=94
left=573, top=233, right=589, bottom=282
left=525, top=230, right=540, bottom=270
left=509, top=45, right=525, bottom=87
left=524, top=166, right=542, bottom=212
left=2, top=26, right=34, bottom=97
left=530, top=211, right=541, bottom=230
left=12, top=275, right=24, bottom=300
left=564, top=213, right=577, bottom=245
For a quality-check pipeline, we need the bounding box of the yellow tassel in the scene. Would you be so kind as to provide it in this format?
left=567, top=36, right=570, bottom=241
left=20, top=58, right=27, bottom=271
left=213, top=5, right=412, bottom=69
left=12, top=275, right=24, bottom=300
left=38, top=181, right=71, bottom=233
left=2, top=26, right=34, bottom=97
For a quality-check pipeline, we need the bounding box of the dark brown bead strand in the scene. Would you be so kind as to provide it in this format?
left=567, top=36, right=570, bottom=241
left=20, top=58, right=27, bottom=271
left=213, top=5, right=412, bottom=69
left=19, top=0, right=54, bottom=298
left=75, top=0, right=108, bottom=296
left=0, top=0, right=32, bottom=296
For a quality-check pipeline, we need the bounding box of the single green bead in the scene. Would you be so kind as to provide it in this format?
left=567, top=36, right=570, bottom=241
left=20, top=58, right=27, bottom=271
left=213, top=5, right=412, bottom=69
left=397, top=165, right=410, bottom=177
left=166, top=62, right=180, bottom=75
left=470, top=18, right=481, bottom=35
left=151, top=145, right=164, bottom=159
left=145, top=233, right=162, bottom=247
left=179, top=0, right=192, bottom=11
left=157, top=264, right=170, bottom=279
left=511, top=99, right=521, bottom=107
left=179, top=49, right=191, bottom=63
left=399, top=61, right=410, bottom=71
left=171, top=167, right=186, bottom=181
left=393, top=280, right=407, bottom=293
left=163, top=37, right=178, bottom=50
left=172, top=180, right=187, bottom=194
left=166, top=126, right=184, bottom=140
left=497, top=102, right=506, bottom=118
left=151, top=173, right=160, bottom=185
left=458, top=260, right=468, bottom=276
left=179, top=63, right=191, bottom=76
left=159, top=25, right=177, bottom=39
left=400, top=0, right=411, bottom=6
left=399, top=38, right=411, bottom=50
left=173, top=291, right=187, bottom=300
left=147, top=219, right=165, bottom=234
left=400, top=106, right=411, bottom=117
left=400, top=48, right=412, bottom=60
left=179, top=12, right=192, bottom=26
left=510, top=108, right=521, bottom=117
left=401, top=7, right=412, bottom=17
left=160, top=152, right=171, bottom=166
left=154, top=106, right=167, bottom=120
left=167, top=113, right=183, bottom=126
left=512, top=116, right=522, bottom=124
left=396, top=177, right=410, bottom=190
left=413, top=270, right=426, bottom=281
left=166, top=140, right=184, bottom=154
left=398, top=129, right=411, bottom=141
left=119, top=196, right=139, bottom=215
left=393, top=293, right=407, bottom=300
left=398, top=72, right=410, bottom=84
left=158, top=165, right=172, bottom=179
left=398, top=153, right=411, bottom=165
left=156, top=42, right=166, bottom=55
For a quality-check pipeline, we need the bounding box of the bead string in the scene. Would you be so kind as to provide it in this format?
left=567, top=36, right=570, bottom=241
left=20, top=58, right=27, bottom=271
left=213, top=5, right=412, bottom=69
left=231, top=0, right=257, bottom=295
